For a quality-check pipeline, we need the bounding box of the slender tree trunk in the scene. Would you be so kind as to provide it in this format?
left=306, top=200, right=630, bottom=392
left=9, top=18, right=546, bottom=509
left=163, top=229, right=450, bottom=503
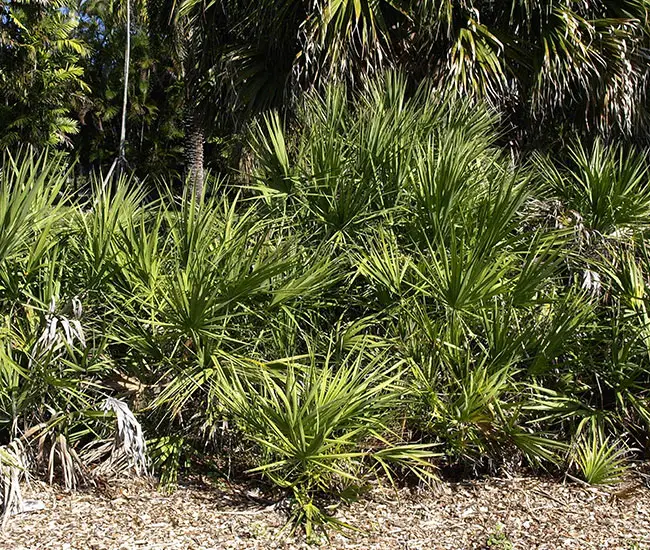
left=184, top=109, right=205, bottom=201
left=103, top=0, right=130, bottom=189
left=118, top=0, right=131, bottom=166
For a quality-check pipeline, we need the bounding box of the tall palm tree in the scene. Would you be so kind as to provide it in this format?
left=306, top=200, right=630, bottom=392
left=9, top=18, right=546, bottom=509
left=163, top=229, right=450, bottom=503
left=147, top=0, right=304, bottom=199
left=299, top=0, right=650, bottom=140
left=403, top=1, right=650, bottom=141
left=144, top=0, right=649, bottom=197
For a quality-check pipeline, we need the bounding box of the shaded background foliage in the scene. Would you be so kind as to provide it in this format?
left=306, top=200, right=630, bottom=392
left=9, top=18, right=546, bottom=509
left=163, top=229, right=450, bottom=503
left=2, top=0, right=650, bottom=184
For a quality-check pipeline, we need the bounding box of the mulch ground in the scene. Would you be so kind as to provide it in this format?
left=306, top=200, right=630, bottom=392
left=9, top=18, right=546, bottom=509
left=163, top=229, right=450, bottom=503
left=3, top=471, right=650, bottom=550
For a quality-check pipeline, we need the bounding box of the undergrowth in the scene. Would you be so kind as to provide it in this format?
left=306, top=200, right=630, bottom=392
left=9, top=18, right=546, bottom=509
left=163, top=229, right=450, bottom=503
left=2, top=74, right=650, bottom=533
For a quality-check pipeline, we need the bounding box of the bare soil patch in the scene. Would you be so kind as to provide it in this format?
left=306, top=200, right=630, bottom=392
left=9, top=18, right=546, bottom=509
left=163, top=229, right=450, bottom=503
left=3, top=473, right=649, bottom=549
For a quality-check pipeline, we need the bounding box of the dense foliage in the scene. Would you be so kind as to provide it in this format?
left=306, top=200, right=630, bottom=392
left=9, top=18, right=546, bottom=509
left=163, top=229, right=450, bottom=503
left=2, top=0, right=650, bottom=186
left=1, top=74, right=649, bottom=531
left=3, top=0, right=650, bottom=535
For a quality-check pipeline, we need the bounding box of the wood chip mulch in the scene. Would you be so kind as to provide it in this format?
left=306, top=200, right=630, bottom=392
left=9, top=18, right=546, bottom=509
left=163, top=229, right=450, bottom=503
left=3, top=473, right=649, bottom=549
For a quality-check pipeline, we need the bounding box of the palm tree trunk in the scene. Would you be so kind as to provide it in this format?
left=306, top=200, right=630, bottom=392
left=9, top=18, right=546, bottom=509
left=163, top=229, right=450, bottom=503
left=184, top=109, right=205, bottom=201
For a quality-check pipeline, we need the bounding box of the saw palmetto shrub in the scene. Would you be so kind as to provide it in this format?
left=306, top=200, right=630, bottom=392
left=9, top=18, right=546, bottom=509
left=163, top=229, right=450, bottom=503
left=2, top=74, right=650, bottom=531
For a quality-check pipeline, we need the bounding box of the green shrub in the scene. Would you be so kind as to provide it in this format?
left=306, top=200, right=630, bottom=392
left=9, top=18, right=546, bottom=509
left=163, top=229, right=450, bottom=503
left=3, top=74, right=650, bottom=533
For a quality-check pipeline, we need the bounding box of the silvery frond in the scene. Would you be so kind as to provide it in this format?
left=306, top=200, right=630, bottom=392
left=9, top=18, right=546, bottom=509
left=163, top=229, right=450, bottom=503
left=582, top=269, right=602, bottom=296
left=101, top=398, right=148, bottom=476
left=60, top=318, right=74, bottom=347
left=0, top=440, right=27, bottom=528
left=70, top=319, right=86, bottom=348
left=32, top=296, right=86, bottom=361
left=34, top=315, right=58, bottom=357
left=71, top=296, right=82, bottom=319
